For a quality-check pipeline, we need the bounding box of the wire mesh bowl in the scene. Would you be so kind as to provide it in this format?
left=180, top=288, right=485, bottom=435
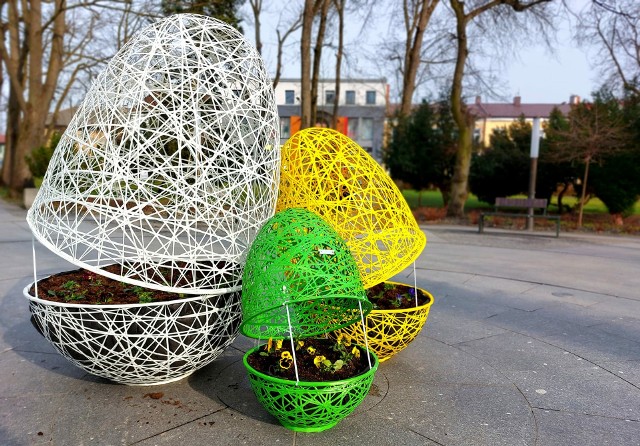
left=243, top=344, right=379, bottom=432
left=333, top=281, right=434, bottom=362
left=24, top=280, right=241, bottom=385
left=240, top=207, right=371, bottom=339
left=276, top=128, right=425, bottom=289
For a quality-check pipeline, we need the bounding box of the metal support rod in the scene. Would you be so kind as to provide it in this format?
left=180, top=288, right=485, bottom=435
left=527, top=157, right=539, bottom=231
left=32, top=235, right=38, bottom=298
left=358, top=301, right=373, bottom=370
left=285, top=304, right=301, bottom=385
left=528, top=117, right=541, bottom=231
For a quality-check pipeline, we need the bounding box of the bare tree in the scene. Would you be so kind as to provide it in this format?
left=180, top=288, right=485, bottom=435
left=310, top=0, right=331, bottom=126
left=0, top=0, right=157, bottom=196
left=399, top=0, right=440, bottom=116
left=575, top=1, right=640, bottom=94
left=546, top=90, right=629, bottom=227
left=273, top=14, right=302, bottom=89
left=300, top=0, right=316, bottom=129
left=0, top=0, right=67, bottom=196
left=446, top=0, right=554, bottom=218
left=248, top=0, right=263, bottom=54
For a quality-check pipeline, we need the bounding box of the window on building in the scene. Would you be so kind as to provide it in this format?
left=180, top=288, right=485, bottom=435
left=347, top=118, right=359, bottom=139
left=325, top=90, right=335, bottom=105
left=285, top=90, right=295, bottom=104
left=360, top=118, right=373, bottom=140
left=365, top=91, right=376, bottom=105
left=280, top=117, right=291, bottom=139
left=345, top=90, right=356, bottom=105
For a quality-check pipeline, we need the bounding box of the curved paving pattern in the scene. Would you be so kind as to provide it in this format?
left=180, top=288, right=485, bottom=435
left=1, top=196, right=639, bottom=445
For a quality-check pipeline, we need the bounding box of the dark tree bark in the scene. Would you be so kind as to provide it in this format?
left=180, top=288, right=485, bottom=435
left=331, top=0, right=345, bottom=128
left=399, top=0, right=440, bottom=117
left=300, top=0, right=316, bottom=129
left=310, top=0, right=331, bottom=126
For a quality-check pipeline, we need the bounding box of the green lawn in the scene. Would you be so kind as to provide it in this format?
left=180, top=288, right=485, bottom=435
left=401, top=189, right=640, bottom=216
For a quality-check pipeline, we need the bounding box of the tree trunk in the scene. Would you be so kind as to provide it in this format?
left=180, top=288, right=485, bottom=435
left=557, top=181, right=569, bottom=214
left=577, top=157, right=591, bottom=229
left=331, top=0, right=345, bottom=129
left=447, top=124, right=473, bottom=218
left=310, top=0, right=331, bottom=127
left=249, top=0, right=263, bottom=55
left=1, top=86, right=22, bottom=196
left=446, top=0, right=470, bottom=218
left=273, top=17, right=302, bottom=90
left=400, top=0, right=439, bottom=117
left=300, top=0, right=315, bottom=129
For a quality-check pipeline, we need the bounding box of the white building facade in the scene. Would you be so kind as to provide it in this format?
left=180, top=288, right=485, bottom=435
left=274, top=78, right=388, bottom=162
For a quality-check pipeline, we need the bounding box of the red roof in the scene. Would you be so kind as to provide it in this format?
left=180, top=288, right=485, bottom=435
left=469, top=102, right=572, bottom=119
left=388, top=95, right=578, bottom=119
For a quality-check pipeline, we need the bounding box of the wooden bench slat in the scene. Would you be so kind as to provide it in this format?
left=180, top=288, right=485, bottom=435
left=494, top=197, right=547, bottom=208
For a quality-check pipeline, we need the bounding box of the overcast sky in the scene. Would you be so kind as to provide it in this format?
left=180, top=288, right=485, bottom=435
left=240, top=0, right=598, bottom=106
left=501, top=23, right=596, bottom=104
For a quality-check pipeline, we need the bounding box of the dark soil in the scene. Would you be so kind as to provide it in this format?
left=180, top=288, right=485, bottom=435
left=366, top=282, right=430, bottom=310
left=28, top=265, right=199, bottom=305
left=246, top=337, right=373, bottom=382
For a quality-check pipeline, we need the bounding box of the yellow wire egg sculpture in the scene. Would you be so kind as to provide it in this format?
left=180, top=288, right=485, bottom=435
left=276, top=128, right=426, bottom=289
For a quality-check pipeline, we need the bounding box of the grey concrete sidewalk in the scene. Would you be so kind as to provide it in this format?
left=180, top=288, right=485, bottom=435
left=1, top=198, right=639, bottom=446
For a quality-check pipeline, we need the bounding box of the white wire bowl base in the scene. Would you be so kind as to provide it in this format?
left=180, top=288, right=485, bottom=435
left=23, top=279, right=241, bottom=386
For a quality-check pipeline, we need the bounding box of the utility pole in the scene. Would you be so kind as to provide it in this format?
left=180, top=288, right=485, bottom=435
left=527, top=117, right=541, bottom=231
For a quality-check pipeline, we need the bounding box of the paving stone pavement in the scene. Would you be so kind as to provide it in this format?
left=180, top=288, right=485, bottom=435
left=0, top=198, right=639, bottom=446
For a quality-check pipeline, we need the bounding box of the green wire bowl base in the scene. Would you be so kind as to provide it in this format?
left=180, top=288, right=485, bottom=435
left=243, top=345, right=379, bottom=432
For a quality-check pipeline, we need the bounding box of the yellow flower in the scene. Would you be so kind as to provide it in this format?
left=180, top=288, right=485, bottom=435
left=314, top=355, right=327, bottom=368
left=297, top=340, right=304, bottom=349
left=279, top=357, right=293, bottom=370
left=307, top=346, right=316, bottom=355
left=276, top=339, right=283, bottom=350
left=337, top=333, right=351, bottom=347
left=266, top=338, right=273, bottom=352
left=352, top=347, right=360, bottom=358
left=280, top=351, right=292, bottom=360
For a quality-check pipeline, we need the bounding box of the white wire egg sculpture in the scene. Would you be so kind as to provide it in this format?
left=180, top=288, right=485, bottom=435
left=27, top=14, right=280, bottom=294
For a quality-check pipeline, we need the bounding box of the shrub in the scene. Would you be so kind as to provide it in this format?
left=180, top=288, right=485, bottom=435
left=25, top=132, right=61, bottom=181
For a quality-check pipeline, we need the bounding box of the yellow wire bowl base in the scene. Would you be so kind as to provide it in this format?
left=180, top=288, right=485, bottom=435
left=334, top=282, right=434, bottom=363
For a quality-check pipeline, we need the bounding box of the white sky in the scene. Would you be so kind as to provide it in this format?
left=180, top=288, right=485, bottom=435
left=502, top=26, right=596, bottom=104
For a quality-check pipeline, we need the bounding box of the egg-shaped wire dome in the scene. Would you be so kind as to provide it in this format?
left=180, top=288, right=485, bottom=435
left=240, top=208, right=371, bottom=340
left=27, top=14, right=280, bottom=294
left=276, top=128, right=425, bottom=289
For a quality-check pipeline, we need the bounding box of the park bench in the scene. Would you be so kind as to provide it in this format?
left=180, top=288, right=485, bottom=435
left=478, top=197, right=560, bottom=237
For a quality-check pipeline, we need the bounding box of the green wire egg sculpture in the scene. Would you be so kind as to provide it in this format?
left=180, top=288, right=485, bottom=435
left=240, top=208, right=371, bottom=339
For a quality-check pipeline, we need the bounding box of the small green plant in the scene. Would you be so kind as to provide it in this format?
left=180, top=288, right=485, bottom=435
left=131, top=286, right=153, bottom=304
left=48, top=280, right=87, bottom=302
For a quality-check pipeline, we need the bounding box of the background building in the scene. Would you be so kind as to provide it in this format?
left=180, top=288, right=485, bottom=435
left=469, top=95, right=579, bottom=146
left=274, top=78, right=388, bottom=162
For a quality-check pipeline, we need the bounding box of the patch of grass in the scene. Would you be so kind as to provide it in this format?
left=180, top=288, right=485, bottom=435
left=402, top=189, right=640, bottom=216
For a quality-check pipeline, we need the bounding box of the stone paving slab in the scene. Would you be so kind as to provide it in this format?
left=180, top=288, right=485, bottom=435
left=533, top=409, right=640, bottom=446
left=1, top=197, right=639, bottom=445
